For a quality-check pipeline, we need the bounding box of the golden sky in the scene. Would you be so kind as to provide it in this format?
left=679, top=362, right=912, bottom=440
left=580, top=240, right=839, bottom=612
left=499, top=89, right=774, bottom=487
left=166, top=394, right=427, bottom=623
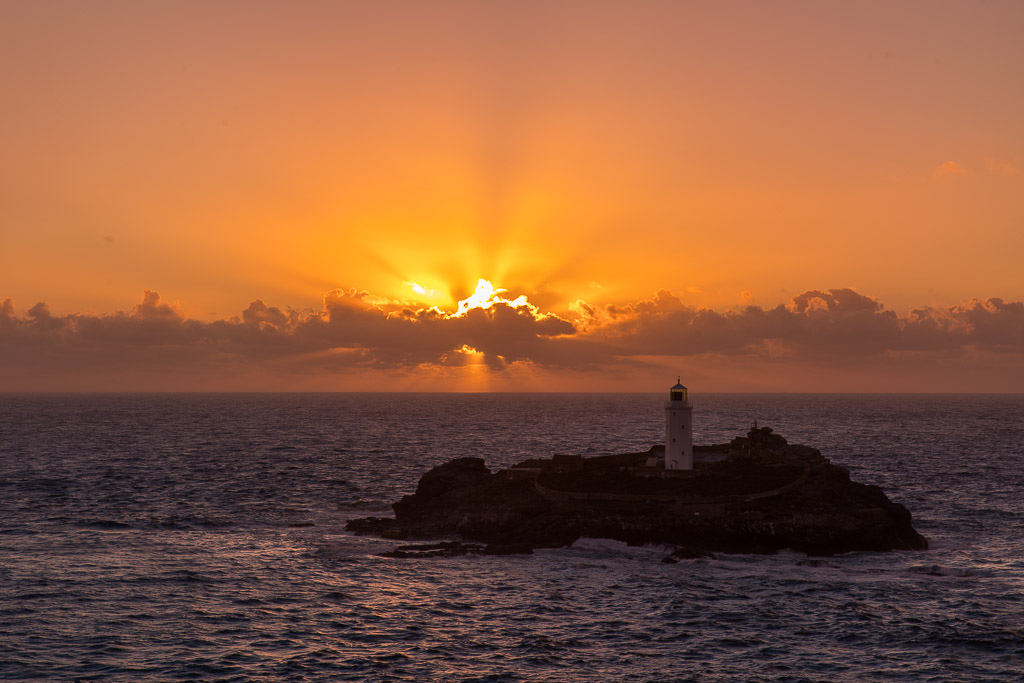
left=2, top=1, right=1022, bottom=391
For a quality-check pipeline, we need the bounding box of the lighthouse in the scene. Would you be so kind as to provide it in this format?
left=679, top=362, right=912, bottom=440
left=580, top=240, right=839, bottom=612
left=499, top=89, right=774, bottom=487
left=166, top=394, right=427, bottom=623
left=665, top=378, right=693, bottom=470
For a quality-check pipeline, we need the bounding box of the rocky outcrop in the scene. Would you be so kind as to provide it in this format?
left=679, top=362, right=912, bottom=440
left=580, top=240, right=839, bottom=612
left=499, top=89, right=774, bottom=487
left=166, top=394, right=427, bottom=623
left=347, top=429, right=928, bottom=557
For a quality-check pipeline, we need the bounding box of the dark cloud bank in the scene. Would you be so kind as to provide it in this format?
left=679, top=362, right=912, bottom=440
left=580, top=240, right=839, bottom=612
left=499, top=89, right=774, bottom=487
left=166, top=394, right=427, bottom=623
left=1, top=288, right=1021, bottom=390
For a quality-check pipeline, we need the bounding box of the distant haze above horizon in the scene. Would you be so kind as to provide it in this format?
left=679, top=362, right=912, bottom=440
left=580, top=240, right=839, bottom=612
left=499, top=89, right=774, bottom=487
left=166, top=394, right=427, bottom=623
left=2, top=1, right=1022, bottom=392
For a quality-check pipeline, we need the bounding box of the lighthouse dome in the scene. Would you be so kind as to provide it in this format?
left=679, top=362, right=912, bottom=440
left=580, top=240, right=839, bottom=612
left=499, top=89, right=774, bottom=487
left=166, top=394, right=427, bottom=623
left=669, top=378, right=687, bottom=401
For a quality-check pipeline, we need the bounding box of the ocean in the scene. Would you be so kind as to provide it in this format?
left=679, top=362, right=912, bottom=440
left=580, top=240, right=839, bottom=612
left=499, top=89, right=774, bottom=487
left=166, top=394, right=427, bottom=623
left=1, top=393, right=1022, bottom=681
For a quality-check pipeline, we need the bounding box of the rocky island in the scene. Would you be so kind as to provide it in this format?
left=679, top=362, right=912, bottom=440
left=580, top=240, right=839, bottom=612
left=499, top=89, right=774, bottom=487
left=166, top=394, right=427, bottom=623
left=346, top=425, right=928, bottom=558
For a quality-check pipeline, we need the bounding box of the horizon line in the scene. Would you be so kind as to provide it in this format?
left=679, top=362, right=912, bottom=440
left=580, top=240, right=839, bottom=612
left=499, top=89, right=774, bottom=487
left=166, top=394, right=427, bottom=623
left=2, top=390, right=1022, bottom=396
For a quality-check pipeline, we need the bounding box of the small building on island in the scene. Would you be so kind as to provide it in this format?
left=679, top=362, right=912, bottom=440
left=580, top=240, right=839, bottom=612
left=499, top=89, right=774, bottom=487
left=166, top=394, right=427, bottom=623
left=665, top=378, right=693, bottom=470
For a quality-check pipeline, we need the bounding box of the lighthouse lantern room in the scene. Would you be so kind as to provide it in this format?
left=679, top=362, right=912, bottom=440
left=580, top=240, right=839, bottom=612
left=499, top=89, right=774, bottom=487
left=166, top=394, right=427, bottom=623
left=665, top=377, right=693, bottom=470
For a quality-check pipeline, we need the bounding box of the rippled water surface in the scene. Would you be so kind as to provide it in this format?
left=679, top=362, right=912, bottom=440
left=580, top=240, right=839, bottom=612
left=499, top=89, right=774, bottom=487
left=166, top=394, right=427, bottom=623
left=1, top=393, right=1022, bottom=681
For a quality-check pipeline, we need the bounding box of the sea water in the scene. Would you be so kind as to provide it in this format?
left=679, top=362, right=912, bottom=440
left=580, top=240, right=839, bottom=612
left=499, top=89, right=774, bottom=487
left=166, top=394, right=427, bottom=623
left=1, top=393, right=1022, bottom=681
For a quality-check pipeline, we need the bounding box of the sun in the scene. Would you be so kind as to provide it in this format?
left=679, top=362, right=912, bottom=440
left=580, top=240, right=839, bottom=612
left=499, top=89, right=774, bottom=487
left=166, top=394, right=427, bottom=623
left=455, top=279, right=503, bottom=315
left=402, top=277, right=539, bottom=318
left=454, top=279, right=532, bottom=317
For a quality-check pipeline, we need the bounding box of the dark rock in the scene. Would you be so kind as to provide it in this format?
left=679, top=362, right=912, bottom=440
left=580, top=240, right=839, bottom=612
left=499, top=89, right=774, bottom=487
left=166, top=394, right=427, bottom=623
left=667, top=547, right=716, bottom=561
left=392, top=457, right=493, bottom=522
left=483, top=542, right=534, bottom=555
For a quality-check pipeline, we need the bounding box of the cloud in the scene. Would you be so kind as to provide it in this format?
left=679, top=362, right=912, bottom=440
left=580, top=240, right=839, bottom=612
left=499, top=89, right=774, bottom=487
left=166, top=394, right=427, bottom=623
left=933, top=158, right=1021, bottom=179
left=984, top=157, right=1018, bottom=176
left=0, top=298, right=16, bottom=328
left=241, top=299, right=291, bottom=329
left=308, top=287, right=577, bottom=370
left=132, top=289, right=183, bottom=321
left=569, top=287, right=1022, bottom=360
left=934, top=160, right=967, bottom=177
left=0, top=286, right=1021, bottom=390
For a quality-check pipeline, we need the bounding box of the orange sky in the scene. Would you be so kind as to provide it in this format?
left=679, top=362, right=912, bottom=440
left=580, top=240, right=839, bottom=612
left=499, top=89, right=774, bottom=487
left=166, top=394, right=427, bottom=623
left=1, top=1, right=1022, bottom=391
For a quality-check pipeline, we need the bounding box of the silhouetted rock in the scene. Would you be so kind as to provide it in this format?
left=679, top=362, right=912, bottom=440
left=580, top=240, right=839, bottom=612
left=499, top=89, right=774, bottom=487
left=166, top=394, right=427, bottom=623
left=348, top=432, right=928, bottom=558
left=483, top=542, right=534, bottom=555
left=663, top=547, right=716, bottom=563
left=392, top=457, right=493, bottom=521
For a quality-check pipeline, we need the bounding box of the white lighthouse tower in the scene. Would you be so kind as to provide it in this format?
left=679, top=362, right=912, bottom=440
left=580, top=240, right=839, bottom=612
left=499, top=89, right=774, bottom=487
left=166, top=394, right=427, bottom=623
left=665, top=378, right=693, bottom=470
